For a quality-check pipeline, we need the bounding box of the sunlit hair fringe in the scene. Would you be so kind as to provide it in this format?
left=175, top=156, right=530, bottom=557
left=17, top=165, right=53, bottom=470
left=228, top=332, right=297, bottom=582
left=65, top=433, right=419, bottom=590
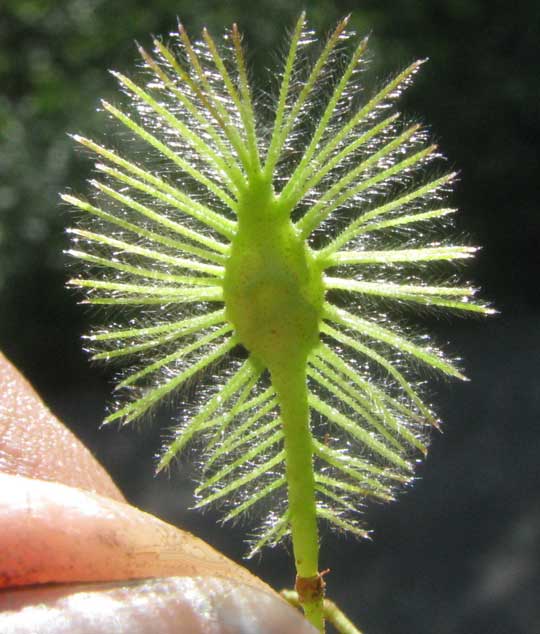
left=63, top=14, right=492, bottom=555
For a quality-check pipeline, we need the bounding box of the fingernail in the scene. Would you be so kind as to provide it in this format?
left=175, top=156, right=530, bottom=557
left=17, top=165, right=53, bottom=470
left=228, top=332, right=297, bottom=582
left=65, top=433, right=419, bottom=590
left=0, top=576, right=317, bottom=634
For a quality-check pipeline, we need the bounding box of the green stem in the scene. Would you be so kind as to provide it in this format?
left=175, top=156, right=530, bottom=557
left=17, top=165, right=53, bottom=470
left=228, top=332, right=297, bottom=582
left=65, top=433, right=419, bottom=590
left=281, top=590, right=365, bottom=634
left=272, top=361, right=324, bottom=632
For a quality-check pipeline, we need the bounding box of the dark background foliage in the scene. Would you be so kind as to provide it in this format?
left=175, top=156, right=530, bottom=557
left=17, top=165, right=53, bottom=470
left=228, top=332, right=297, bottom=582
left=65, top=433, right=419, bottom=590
left=1, top=1, right=538, bottom=633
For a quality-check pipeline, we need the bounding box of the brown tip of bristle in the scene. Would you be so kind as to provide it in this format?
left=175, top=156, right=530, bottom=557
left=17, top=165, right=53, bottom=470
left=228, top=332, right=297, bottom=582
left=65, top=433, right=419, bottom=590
left=178, top=22, right=191, bottom=43
left=336, top=14, right=350, bottom=34
left=139, top=47, right=154, bottom=66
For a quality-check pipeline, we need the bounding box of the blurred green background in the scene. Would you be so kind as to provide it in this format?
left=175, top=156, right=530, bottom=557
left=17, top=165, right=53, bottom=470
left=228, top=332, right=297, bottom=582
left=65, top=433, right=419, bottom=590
left=1, top=2, right=539, bottom=633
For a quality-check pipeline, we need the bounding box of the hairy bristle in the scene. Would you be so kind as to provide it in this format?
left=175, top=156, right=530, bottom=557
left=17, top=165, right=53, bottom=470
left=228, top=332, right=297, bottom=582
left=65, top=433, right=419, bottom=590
left=64, top=16, right=490, bottom=555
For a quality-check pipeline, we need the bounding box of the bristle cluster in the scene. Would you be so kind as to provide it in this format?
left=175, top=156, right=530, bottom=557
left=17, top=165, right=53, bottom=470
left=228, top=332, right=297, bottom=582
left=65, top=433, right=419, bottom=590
left=64, top=14, right=491, bottom=554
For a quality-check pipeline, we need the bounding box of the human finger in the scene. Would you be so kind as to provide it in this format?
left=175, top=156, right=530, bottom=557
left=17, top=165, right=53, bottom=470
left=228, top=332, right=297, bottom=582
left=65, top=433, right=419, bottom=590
left=0, top=351, right=123, bottom=500
left=0, top=473, right=267, bottom=592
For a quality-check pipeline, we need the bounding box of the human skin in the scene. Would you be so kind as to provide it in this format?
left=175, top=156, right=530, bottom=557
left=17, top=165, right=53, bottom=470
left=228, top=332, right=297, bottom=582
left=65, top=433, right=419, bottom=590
left=0, top=352, right=316, bottom=633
